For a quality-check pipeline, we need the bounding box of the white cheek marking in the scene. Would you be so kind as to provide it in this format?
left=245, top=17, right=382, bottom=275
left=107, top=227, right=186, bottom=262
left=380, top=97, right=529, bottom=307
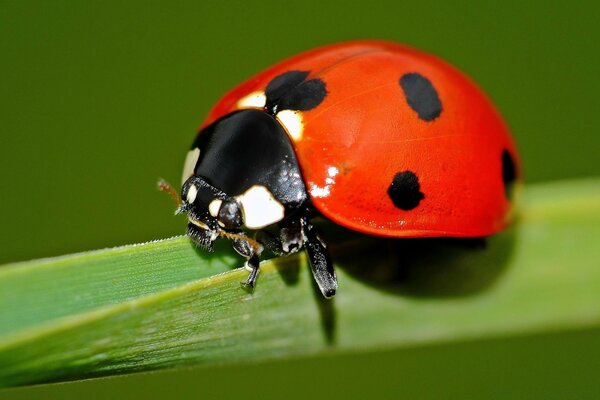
left=182, top=148, right=201, bottom=185
left=186, top=184, right=198, bottom=203
left=237, top=91, right=267, bottom=109
left=309, top=166, right=339, bottom=199
left=235, top=185, right=285, bottom=229
left=208, top=199, right=222, bottom=217
left=276, top=110, right=304, bottom=141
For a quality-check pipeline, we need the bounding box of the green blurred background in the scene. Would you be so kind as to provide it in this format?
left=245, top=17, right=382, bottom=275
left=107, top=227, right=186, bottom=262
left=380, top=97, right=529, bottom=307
left=1, top=1, right=599, bottom=398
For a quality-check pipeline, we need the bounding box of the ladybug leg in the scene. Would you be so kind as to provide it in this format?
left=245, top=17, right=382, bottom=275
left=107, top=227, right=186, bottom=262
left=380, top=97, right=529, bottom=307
left=258, top=219, right=303, bottom=256
left=280, top=219, right=303, bottom=254
left=230, top=232, right=263, bottom=289
left=255, top=231, right=286, bottom=256
left=301, top=218, right=337, bottom=298
left=242, top=254, right=261, bottom=289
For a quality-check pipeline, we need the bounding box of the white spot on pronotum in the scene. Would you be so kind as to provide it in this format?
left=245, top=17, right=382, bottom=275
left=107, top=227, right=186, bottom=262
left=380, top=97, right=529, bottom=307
left=186, top=184, right=198, bottom=203
left=309, top=166, right=339, bottom=199
left=182, top=148, right=200, bottom=184
left=276, top=110, right=304, bottom=141
left=237, top=91, right=267, bottom=109
left=235, top=185, right=285, bottom=229
left=208, top=199, right=222, bottom=217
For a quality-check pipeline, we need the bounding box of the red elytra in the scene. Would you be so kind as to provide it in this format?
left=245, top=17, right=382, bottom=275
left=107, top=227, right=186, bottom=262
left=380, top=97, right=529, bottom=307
left=200, top=40, right=520, bottom=238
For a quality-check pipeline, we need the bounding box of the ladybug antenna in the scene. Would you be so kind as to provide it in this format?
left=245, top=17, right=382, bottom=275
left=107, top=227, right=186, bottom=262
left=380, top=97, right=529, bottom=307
left=157, top=178, right=183, bottom=212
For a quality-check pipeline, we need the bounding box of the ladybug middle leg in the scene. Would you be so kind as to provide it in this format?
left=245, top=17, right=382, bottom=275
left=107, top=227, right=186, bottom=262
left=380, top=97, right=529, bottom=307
left=258, top=219, right=304, bottom=256
left=257, top=218, right=338, bottom=298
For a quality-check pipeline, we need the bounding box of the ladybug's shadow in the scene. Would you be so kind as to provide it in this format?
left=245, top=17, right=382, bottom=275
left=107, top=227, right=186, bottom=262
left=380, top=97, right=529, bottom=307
left=332, top=225, right=518, bottom=298
left=273, top=222, right=517, bottom=346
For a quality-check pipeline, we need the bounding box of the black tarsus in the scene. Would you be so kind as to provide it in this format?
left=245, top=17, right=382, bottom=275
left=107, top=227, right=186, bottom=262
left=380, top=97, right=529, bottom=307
left=230, top=232, right=262, bottom=290
left=242, top=254, right=260, bottom=289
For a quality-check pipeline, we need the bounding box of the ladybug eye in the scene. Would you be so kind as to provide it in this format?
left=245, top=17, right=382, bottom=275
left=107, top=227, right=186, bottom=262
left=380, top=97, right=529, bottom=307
left=217, top=199, right=243, bottom=229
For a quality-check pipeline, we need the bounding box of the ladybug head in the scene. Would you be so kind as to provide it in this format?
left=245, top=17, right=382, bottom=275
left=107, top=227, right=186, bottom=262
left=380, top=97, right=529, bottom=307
left=178, top=176, right=244, bottom=250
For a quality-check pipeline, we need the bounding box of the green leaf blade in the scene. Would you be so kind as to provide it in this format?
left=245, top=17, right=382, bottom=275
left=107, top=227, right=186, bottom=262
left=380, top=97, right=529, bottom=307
left=0, top=237, right=240, bottom=336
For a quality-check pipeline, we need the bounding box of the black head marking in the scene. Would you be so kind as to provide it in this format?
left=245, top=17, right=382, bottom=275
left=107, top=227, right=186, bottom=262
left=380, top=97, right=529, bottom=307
left=502, top=149, right=517, bottom=199
left=399, top=73, right=442, bottom=121
left=265, top=70, right=327, bottom=113
left=387, top=171, right=425, bottom=211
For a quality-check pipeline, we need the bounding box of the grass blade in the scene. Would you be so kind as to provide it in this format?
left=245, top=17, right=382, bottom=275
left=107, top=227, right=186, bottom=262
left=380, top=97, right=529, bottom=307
left=0, top=178, right=599, bottom=387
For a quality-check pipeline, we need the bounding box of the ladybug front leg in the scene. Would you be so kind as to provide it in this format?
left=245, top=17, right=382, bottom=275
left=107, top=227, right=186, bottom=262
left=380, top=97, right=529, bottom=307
left=242, top=254, right=261, bottom=289
left=230, top=232, right=263, bottom=289
left=301, top=218, right=337, bottom=298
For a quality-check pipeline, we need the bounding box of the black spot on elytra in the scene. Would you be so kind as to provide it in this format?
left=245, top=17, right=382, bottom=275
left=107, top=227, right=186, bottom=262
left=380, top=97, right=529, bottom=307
left=502, top=149, right=517, bottom=199
left=266, top=71, right=309, bottom=106
left=399, top=73, right=442, bottom=121
left=265, top=70, right=327, bottom=114
left=387, top=171, right=425, bottom=211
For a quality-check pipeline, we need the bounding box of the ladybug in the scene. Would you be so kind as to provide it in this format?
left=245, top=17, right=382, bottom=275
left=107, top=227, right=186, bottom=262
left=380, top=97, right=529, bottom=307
left=160, top=40, right=520, bottom=298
